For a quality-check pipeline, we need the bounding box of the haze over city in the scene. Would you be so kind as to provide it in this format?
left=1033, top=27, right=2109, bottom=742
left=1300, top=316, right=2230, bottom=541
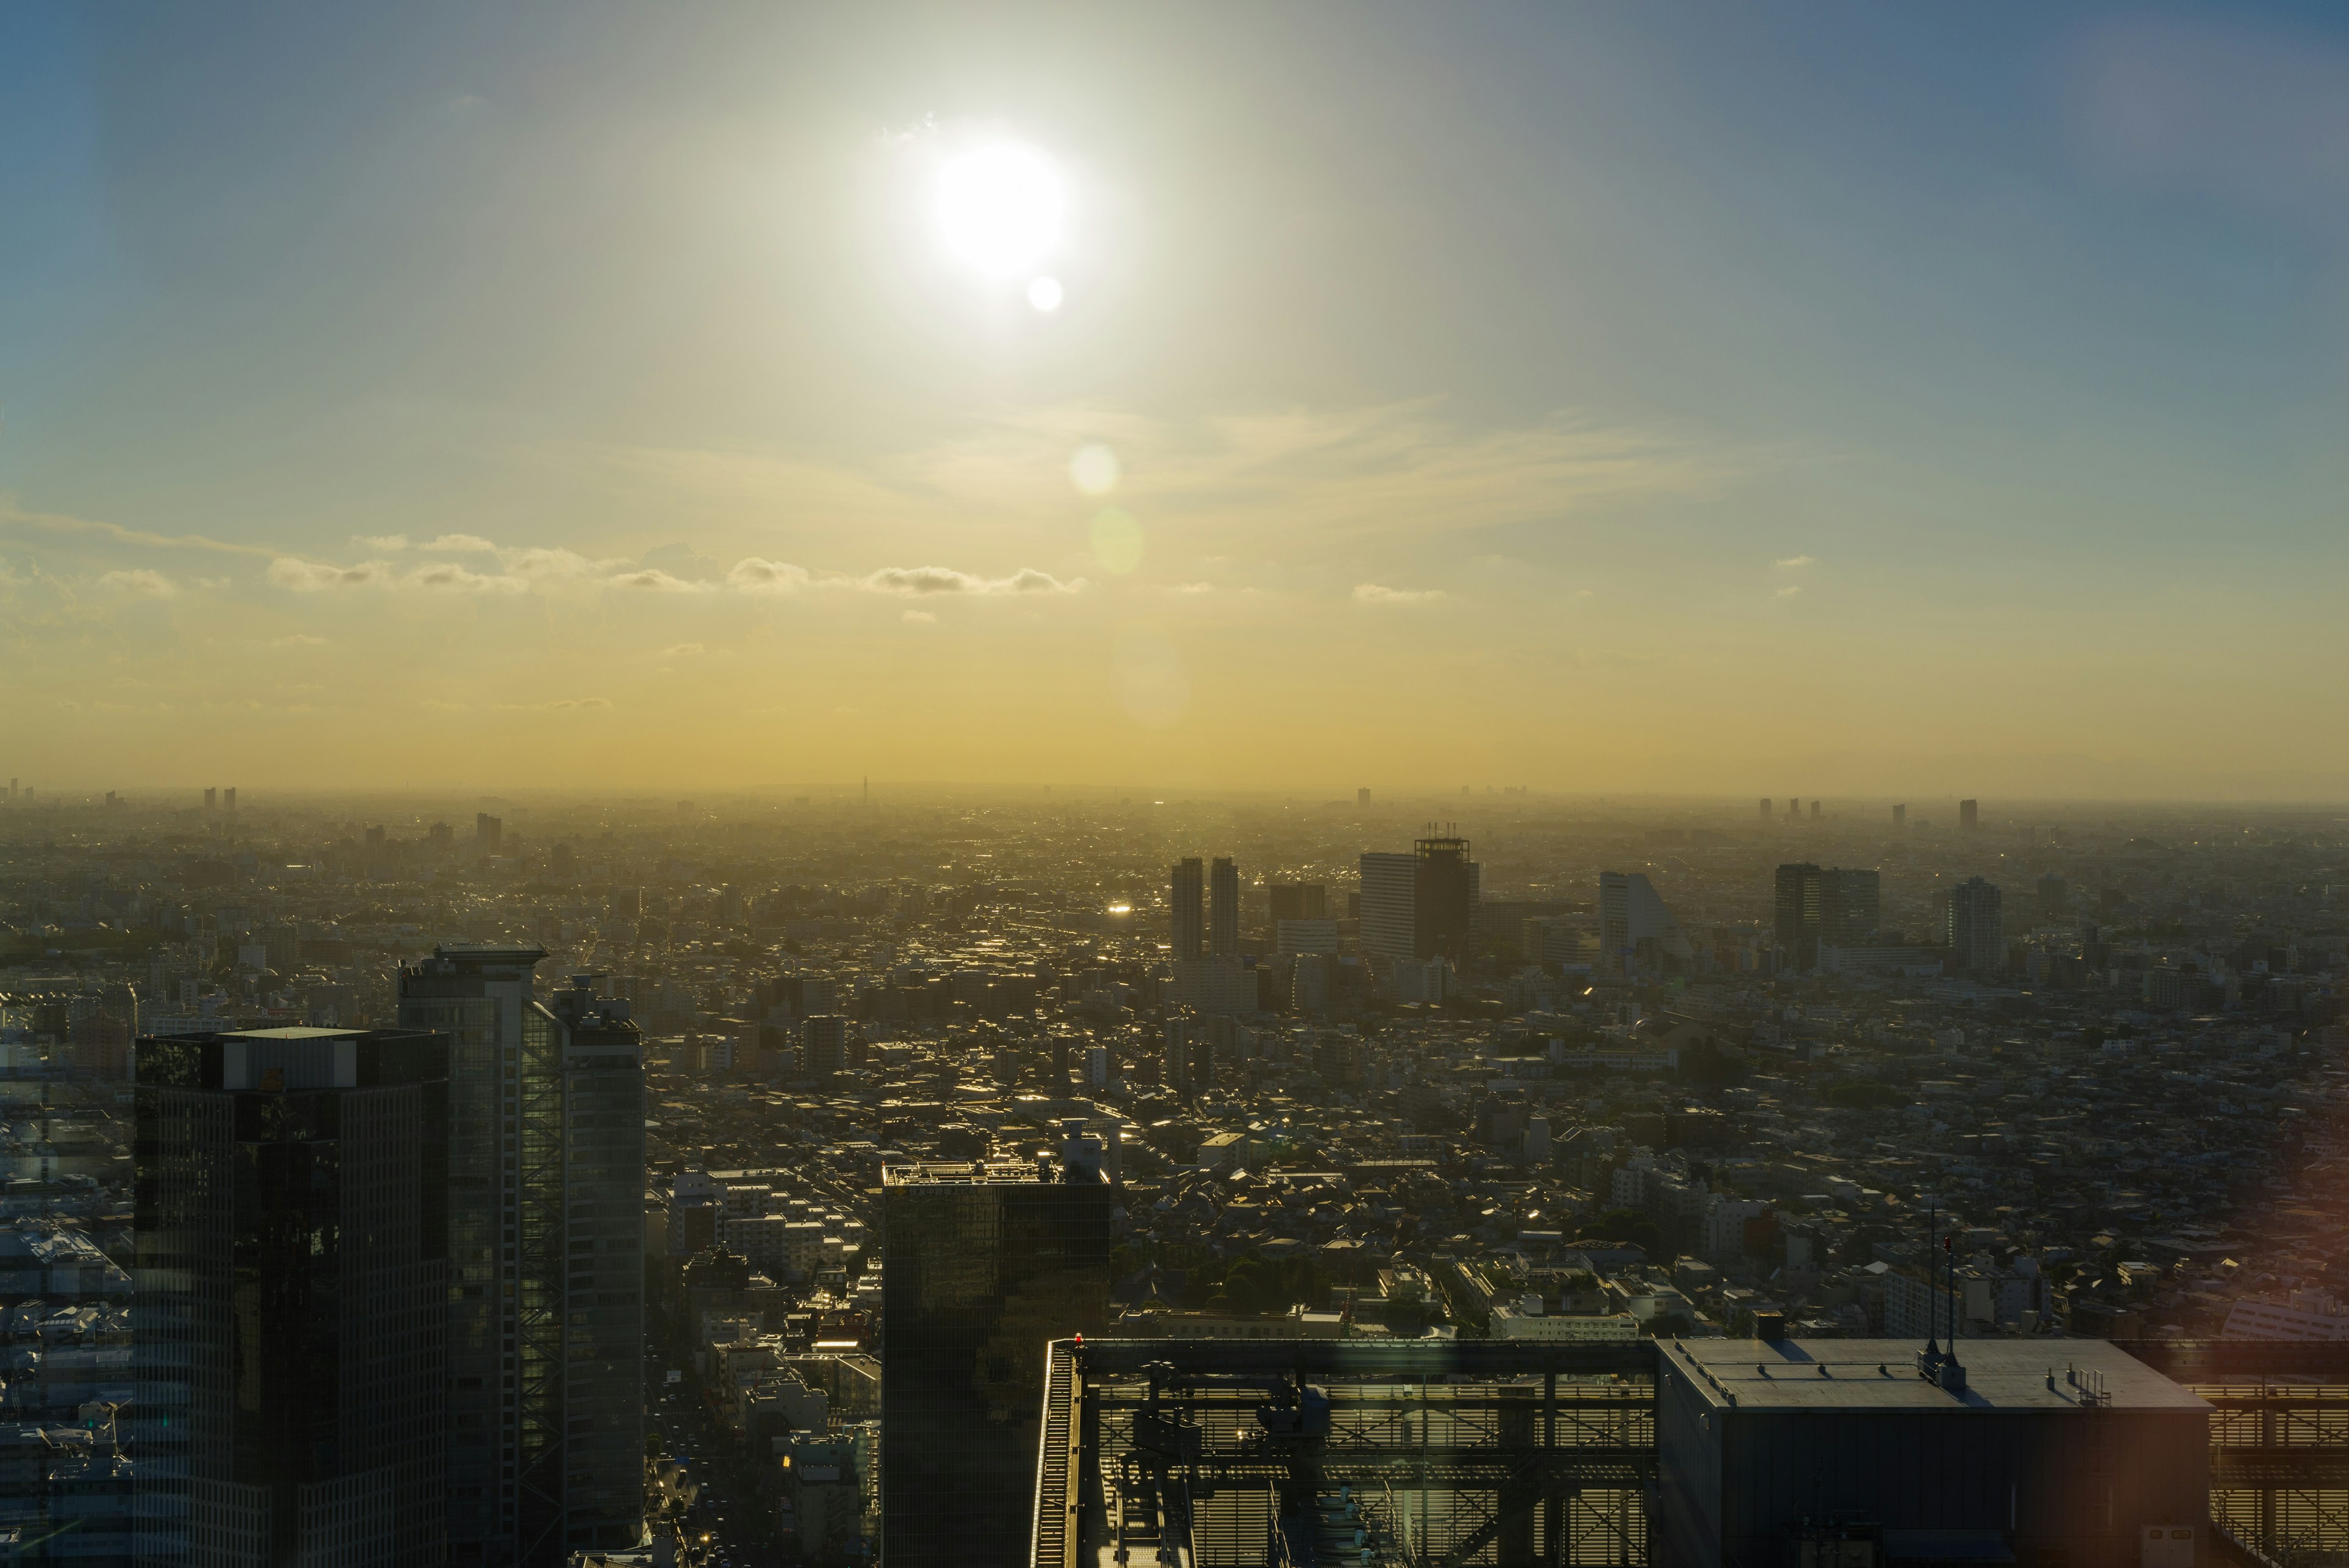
left=9, top=4, right=2349, bottom=794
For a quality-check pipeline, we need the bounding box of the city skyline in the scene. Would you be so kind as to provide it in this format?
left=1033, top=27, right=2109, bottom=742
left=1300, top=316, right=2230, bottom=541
left=9, top=5, right=2349, bottom=794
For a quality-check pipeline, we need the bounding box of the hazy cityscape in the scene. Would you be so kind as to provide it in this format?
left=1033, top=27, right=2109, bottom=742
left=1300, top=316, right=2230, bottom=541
left=0, top=783, right=2343, bottom=1562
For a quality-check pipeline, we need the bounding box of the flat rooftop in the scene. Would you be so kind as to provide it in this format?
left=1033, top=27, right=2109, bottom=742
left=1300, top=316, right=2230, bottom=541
left=1659, top=1338, right=2208, bottom=1414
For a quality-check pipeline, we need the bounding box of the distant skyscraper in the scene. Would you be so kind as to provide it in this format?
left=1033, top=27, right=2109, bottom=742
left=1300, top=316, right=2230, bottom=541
left=1945, top=877, right=2004, bottom=975
left=1786, top=797, right=1801, bottom=822
left=1809, top=800, right=1822, bottom=821
left=134, top=1025, right=452, bottom=1566
left=398, top=948, right=645, bottom=1566
left=221, top=786, right=236, bottom=812
left=1893, top=803, right=1907, bottom=828
left=1960, top=798, right=1980, bottom=832
left=1357, top=787, right=1371, bottom=807
left=1819, top=868, right=1881, bottom=949
left=1774, top=863, right=1822, bottom=970
left=475, top=811, right=503, bottom=853
left=202, top=786, right=216, bottom=810
left=1358, top=836, right=1480, bottom=962
left=1209, top=855, right=1239, bottom=957
left=1776, top=864, right=1880, bottom=969
left=1170, top=857, right=1204, bottom=961
left=1758, top=798, right=1772, bottom=820
left=881, top=1157, right=1112, bottom=1568
left=1599, top=871, right=1679, bottom=974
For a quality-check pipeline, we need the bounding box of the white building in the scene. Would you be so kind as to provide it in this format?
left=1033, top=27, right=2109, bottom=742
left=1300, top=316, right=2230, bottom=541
left=2224, top=1290, right=2349, bottom=1340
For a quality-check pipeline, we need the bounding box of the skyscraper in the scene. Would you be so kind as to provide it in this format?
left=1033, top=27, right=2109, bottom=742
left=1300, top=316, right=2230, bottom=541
left=1819, top=868, right=1882, bottom=949
left=397, top=948, right=646, bottom=1566
left=1893, top=803, right=1907, bottom=828
left=1169, top=857, right=1204, bottom=962
left=1358, top=835, right=1481, bottom=963
left=221, top=786, right=236, bottom=812
left=1599, top=871, right=1680, bottom=975
left=202, top=786, right=216, bottom=810
left=881, top=1154, right=1113, bottom=1568
left=1209, top=855, right=1239, bottom=957
left=1960, top=798, right=1980, bottom=832
left=1267, top=881, right=1327, bottom=929
left=1757, top=798, right=1771, bottom=820
left=134, top=1026, right=452, bottom=1566
left=1776, top=865, right=1880, bottom=970
left=476, top=811, right=503, bottom=853
left=1945, top=877, right=2004, bottom=975
left=1774, top=863, right=1822, bottom=970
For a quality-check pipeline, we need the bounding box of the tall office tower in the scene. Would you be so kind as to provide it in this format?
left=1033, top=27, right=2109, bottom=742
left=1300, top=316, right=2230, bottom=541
left=1819, top=868, right=1882, bottom=949
left=397, top=947, right=647, bottom=1566
left=1170, top=857, right=1205, bottom=962
left=1959, top=798, right=1980, bottom=832
left=1809, top=800, right=1822, bottom=821
left=1598, top=871, right=1679, bottom=974
left=801, top=1013, right=848, bottom=1077
left=1893, top=803, right=1907, bottom=828
left=880, top=1154, right=1113, bottom=1568
left=1162, top=1014, right=1193, bottom=1095
left=202, top=786, right=217, bottom=810
left=1357, top=837, right=1482, bottom=963
left=221, top=786, right=236, bottom=812
left=475, top=811, right=504, bottom=853
left=1209, top=856, right=1240, bottom=957
left=1758, top=798, right=1772, bottom=820
left=133, top=1026, right=452, bottom=1566
left=1945, top=877, right=2005, bottom=975
left=1357, top=787, right=1371, bottom=807
left=1775, top=863, right=1822, bottom=970
left=1786, top=797, right=1800, bottom=822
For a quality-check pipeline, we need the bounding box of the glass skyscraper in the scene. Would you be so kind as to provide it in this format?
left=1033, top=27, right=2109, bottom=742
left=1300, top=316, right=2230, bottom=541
left=396, top=947, right=645, bottom=1567
left=132, top=1025, right=452, bottom=1567
left=880, top=1158, right=1112, bottom=1568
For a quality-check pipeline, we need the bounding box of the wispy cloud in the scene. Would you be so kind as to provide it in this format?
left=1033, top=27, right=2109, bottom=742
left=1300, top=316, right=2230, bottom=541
left=97, top=569, right=179, bottom=598
left=270, top=557, right=393, bottom=590
left=1774, top=554, right=1816, bottom=568
left=902, top=609, right=937, bottom=623
left=857, top=565, right=1084, bottom=596
left=1353, top=582, right=1448, bottom=606
left=610, top=568, right=711, bottom=593
left=353, top=533, right=410, bottom=552
left=660, top=642, right=706, bottom=658
left=1, top=502, right=276, bottom=558
left=419, top=533, right=499, bottom=554
left=729, top=558, right=812, bottom=593
left=1776, top=584, right=1803, bottom=599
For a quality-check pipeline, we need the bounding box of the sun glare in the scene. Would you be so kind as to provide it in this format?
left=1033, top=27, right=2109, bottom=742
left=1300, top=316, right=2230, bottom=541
left=937, top=144, right=1066, bottom=278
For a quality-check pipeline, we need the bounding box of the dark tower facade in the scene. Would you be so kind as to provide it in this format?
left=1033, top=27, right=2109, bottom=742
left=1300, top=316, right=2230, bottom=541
left=133, top=1026, right=451, bottom=1566
left=880, top=1158, right=1113, bottom=1568
left=397, top=948, right=646, bottom=1567
left=1170, top=858, right=1205, bottom=962
left=1209, top=855, right=1240, bottom=958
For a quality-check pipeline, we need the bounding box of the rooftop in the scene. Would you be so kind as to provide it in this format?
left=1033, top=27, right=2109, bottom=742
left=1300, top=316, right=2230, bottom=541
left=1659, top=1337, right=2208, bottom=1415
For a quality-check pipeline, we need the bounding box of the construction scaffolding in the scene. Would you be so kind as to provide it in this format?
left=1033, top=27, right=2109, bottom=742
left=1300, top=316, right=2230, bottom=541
left=1033, top=1340, right=1655, bottom=1568
left=2119, top=1340, right=2349, bottom=1568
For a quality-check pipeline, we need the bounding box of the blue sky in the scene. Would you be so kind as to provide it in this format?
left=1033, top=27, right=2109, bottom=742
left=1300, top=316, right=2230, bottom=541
left=4, top=2, right=2347, bottom=793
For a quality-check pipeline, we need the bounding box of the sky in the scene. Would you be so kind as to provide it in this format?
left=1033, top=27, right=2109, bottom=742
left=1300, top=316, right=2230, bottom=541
left=6, top=2, right=2349, bottom=798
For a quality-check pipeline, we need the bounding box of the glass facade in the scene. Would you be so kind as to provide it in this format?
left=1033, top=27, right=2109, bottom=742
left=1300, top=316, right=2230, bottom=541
left=132, top=1028, right=449, bottom=1567
left=880, top=1165, right=1111, bottom=1568
left=396, top=949, right=644, bottom=1568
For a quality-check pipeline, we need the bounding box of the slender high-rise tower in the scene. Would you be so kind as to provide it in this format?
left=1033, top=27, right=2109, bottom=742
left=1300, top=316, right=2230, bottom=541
left=1209, top=855, right=1240, bottom=957
left=398, top=947, right=645, bottom=1567
left=1170, top=858, right=1205, bottom=961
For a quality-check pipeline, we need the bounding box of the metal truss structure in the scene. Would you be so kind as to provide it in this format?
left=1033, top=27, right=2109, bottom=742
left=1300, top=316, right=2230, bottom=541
left=1031, top=1340, right=1656, bottom=1568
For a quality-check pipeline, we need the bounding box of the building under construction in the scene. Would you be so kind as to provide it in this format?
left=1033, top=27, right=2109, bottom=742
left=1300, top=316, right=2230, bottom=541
left=1026, top=1335, right=2329, bottom=1568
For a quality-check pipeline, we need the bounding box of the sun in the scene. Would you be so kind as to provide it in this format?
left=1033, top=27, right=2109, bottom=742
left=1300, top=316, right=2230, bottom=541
left=936, top=143, right=1066, bottom=279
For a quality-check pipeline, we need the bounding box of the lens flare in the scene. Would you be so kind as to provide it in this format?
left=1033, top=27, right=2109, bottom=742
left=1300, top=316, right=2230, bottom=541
left=937, top=144, right=1066, bottom=278
left=1069, top=444, right=1119, bottom=497
left=1026, top=275, right=1064, bottom=312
